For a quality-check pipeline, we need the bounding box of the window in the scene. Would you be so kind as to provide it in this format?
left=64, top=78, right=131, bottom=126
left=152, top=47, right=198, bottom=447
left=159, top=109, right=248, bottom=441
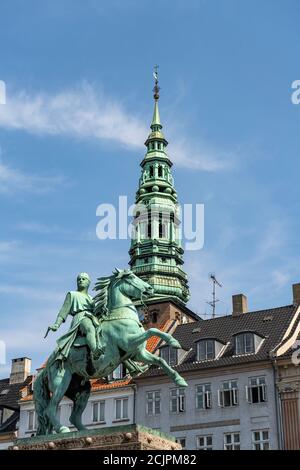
left=0, top=408, right=3, bottom=425
left=160, top=346, right=178, bottom=366
left=235, top=333, right=255, bottom=355
left=27, top=410, right=36, bottom=431
left=146, top=391, right=161, bottom=415
left=108, top=364, right=125, bottom=381
left=158, top=166, right=163, bottom=177
left=218, top=380, right=238, bottom=407
left=115, top=398, right=128, bottom=420
left=197, top=340, right=215, bottom=361
left=170, top=388, right=185, bottom=413
left=196, top=384, right=212, bottom=410
left=92, top=401, right=105, bottom=423
left=246, top=377, right=267, bottom=404
left=149, top=166, right=154, bottom=177
left=224, top=432, right=240, bottom=450
left=176, top=437, right=186, bottom=449
left=158, top=213, right=167, bottom=238
left=252, top=430, right=270, bottom=450
left=197, top=435, right=213, bottom=450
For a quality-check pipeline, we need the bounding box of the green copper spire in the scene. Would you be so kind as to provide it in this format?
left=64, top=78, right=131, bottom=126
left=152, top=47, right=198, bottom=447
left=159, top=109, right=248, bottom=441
left=128, top=68, right=190, bottom=304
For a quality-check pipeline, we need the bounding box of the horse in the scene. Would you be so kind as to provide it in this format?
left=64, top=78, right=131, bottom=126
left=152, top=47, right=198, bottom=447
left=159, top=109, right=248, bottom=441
left=34, top=268, right=188, bottom=435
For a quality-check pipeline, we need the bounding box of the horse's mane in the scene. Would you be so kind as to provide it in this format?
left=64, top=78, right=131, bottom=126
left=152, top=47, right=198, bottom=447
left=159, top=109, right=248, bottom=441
left=93, top=275, right=113, bottom=318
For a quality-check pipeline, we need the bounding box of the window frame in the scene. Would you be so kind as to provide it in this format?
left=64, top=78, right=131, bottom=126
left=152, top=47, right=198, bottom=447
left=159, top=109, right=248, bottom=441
left=197, top=339, right=216, bottom=361
left=92, top=400, right=105, bottom=423
left=115, top=397, right=129, bottom=421
left=196, top=383, right=212, bottom=410
left=252, top=429, right=270, bottom=450
left=218, top=380, right=239, bottom=407
left=146, top=390, right=161, bottom=416
left=170, top=388, right=186, bottom=414
left=224, top=432, right=240, bottom=450
left=160, top=346, right=178, bottom=366
left=27, top=409, right=36, bottom=431
left=176, top=437, right=186, bottom=449
left=234, top=332, right=255, bottom=355
left=197, top=435, right=213, bottom=450
left=246, top=376, right=267, bottom=404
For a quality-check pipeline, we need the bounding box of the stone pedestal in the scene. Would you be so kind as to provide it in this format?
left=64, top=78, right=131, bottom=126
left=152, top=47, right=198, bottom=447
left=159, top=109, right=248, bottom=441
left=10, top=424, right=181, bottom=450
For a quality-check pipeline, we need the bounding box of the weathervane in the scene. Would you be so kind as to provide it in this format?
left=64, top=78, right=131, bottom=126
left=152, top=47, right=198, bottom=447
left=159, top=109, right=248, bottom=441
left=153, top=64, right=160, bottom=101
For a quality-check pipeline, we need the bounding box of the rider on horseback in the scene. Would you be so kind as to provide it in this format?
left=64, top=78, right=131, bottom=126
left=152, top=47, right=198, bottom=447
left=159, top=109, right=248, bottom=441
left=47, top=273, right=104, bottom=361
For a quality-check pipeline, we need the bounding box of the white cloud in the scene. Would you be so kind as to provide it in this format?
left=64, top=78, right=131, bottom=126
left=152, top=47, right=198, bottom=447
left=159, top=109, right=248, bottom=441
left=0, top=83, right=147, bottom=149
left=168, top=138, right=235, bottom=172
left=0, top=83, right=235, bottom=171
left=0, top=159, right=64, bottom=194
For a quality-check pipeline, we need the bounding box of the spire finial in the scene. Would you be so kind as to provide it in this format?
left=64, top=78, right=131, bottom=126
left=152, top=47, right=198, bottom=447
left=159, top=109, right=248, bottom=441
left=153, top=64, right=160, bottom=101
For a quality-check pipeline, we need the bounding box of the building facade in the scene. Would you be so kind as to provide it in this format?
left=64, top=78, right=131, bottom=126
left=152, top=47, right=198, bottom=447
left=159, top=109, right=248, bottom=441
left=135, top=287, right=300, bottom=450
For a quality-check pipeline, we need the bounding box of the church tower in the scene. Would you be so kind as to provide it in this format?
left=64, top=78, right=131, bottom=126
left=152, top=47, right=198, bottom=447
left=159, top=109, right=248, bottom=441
left=129, top=70, right=190, bottom=307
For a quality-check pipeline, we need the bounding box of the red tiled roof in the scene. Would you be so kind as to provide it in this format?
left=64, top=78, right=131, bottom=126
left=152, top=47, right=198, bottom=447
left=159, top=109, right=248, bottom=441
left=146, top=319, right=173, bottom=352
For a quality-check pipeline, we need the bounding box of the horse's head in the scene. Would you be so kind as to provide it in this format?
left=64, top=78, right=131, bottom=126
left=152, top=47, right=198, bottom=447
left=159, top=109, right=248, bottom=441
left=112, top=268, right=154, bottom=302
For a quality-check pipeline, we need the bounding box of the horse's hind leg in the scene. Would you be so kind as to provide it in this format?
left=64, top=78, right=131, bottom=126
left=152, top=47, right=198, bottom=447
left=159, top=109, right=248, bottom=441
left=67, top=377, right=91, bottom=431
left=134, top=349, right=188, bottom=387
left=46, top=362, right=72, bottom=434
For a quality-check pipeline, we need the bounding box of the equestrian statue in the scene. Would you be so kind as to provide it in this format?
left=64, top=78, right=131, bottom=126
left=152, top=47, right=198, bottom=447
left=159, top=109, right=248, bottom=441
left=33, top=268, right=188, bottom=435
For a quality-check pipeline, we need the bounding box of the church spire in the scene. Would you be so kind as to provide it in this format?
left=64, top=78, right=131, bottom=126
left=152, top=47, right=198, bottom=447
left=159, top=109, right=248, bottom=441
left=128, top=68, right=190, bottom=305
left=151, top=65, right=161, bottom=128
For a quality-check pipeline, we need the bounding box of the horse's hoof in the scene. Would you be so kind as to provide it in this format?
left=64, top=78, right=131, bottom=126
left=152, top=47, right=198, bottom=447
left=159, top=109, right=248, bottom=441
left=58, top=426, right=70, bottom=433
left=175, top=378, right=188, bottom=387
left=170, top=339, right=182, bottom=349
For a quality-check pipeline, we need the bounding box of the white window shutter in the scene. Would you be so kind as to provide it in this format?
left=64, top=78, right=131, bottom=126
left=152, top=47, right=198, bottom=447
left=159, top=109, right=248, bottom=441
left=179, top=395, right=185, bottom=412
left=205, top=391, right=212, bottom=409
left=218, top=390, right=223, bottom=407
left=262, top=384, right=267, bottom=402
left=245, top=385, right=250, bottom=403
left=233, top=388, right=238, bottom=405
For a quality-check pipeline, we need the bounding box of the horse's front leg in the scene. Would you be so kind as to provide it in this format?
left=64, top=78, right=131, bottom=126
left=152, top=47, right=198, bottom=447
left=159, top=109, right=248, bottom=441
left=134, top=349, right=188, bottom=387
left=46, top=362, right=72, bottom=434
left=123, top=327, right=182, bottom=353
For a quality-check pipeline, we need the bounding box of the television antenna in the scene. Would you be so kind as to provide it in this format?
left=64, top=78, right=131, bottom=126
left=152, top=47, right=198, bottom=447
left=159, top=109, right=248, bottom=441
left=206, top=273, right=222, bottom=319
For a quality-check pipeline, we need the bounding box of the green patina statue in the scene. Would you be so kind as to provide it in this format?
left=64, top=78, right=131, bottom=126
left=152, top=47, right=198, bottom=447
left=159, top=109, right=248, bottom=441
left=46, top=272, right=104, bottom=361
left=34, top=269, right=187, bottom=435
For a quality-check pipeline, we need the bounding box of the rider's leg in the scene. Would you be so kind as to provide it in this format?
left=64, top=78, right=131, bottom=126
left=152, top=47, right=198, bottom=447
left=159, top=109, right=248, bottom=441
left=80, top=318, right=104, bottom=358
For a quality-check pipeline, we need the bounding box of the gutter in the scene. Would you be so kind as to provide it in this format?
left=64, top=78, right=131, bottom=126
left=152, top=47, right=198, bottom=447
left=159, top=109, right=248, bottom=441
left=271, top=355, right=284, bottom=450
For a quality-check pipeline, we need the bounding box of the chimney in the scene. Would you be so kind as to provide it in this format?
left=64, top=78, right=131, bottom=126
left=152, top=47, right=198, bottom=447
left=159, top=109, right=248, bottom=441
left=232, top=294, right=248, bottom=316
left=9, top=357, right=31, bottom=385
left=293, top=283, right=300, bottom=305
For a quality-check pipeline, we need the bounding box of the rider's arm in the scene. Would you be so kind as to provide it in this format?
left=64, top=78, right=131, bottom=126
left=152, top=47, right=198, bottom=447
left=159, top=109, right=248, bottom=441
left=53, top=292, right=72, bottom=329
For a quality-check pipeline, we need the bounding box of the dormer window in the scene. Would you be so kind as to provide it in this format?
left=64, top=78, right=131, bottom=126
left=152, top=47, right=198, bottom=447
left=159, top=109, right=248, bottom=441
left=196, top=339, right=225, bottom=361
left=234, top=333, right=255, bottom=355
left=197, top=340, right=215, bottom=361
left=160, top=346, right=178, bottom=366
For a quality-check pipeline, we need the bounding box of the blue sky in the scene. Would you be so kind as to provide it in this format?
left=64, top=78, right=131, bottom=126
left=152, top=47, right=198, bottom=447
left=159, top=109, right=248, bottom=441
left=0, top=0, right=300, bottom=377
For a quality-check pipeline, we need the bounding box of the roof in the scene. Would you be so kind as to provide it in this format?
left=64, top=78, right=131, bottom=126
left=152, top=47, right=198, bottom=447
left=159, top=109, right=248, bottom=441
left=136, top=304, right=300, bottom=379
left=0, top=376, right=31, bottom=410
left=0, top=411, right=19, bottom=433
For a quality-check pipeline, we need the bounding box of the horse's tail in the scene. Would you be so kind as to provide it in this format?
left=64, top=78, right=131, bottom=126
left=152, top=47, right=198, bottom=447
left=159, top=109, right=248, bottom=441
left=33, top=368, right=51, bottom=435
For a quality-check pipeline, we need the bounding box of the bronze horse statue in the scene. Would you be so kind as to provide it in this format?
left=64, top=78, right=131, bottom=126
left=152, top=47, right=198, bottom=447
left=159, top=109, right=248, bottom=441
left=34, top=269, right=187, bottom=435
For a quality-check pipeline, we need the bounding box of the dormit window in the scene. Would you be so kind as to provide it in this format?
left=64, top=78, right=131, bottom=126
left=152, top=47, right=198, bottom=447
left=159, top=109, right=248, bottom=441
left=234, top=332, right=263, bottom=355
left=196, top=339, right=224, bottom=361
